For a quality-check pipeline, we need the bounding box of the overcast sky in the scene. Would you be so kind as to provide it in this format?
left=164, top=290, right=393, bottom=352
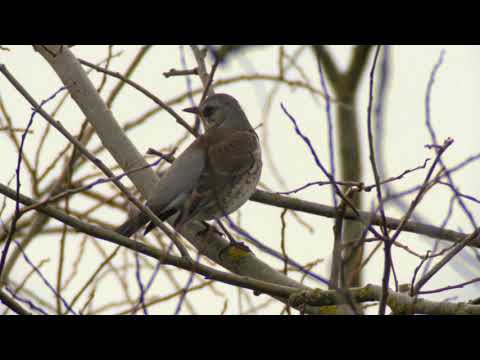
left=1, top=45, right=479, bottom=314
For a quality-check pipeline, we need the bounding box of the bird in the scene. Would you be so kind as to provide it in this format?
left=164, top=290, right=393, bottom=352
left=115, top=93, right=262, bottom=242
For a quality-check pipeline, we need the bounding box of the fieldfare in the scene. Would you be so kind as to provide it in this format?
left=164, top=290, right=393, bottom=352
left=116, top=93, right=262, bottom=239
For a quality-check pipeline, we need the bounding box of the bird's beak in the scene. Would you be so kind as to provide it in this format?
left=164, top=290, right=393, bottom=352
left=182, top=106, right=201, bottom=115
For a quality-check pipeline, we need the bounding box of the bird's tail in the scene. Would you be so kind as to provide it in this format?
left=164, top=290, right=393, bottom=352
left=115, top=208, right=178, bottom=238
left=115, top=212, right=150, bottom=237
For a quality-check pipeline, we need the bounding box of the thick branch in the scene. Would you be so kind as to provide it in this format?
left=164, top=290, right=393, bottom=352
left=2, top=181, right=477, bottom=316
left=0, top=182, right=318, bottom=313
left=289, top=284, right=480, bottom=315
left=30, top=45, right=326, bottom=306
left=250, top=190, right=477, bottom=248
left=0, top=288, right=31, bottom=315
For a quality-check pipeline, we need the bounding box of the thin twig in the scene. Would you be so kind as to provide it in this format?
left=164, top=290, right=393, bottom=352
left=0, top=64, right=191, bottom=260
left=78, top=58, right=196, bottom=136
left=163, top=68, right=198, bottom=78
left=413, top=228, right=480, bottom=294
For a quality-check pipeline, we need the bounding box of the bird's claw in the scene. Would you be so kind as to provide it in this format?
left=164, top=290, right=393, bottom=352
left=195, top=222, right=224, bottom=238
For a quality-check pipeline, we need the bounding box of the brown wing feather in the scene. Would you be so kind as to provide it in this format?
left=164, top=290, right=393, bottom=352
left=166, top=129, right=260, bottom=226
left=207, top=130, right=258, bottom=176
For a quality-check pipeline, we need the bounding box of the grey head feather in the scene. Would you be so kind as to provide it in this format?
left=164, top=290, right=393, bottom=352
left=199, top=94, right=253, bottom=131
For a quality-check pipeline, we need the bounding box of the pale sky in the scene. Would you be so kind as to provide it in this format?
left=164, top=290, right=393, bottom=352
left=1, top=45, right=479, bottom=314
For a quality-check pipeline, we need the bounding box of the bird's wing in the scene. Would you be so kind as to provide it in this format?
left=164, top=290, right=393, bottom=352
left=207, top=130, right=259, bottom=177
left=146, top=138, right=207, bottom=214
left=166, top=130, right=260, bottom=226
left=116, top=139, right=206, bottom=237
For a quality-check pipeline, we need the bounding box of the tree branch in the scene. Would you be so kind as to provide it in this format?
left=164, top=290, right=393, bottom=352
left=27, top=45, right=329, bottom=308
left=250, top=190, right=477, bottom=248
left=0, top=288, right=31, bottom=315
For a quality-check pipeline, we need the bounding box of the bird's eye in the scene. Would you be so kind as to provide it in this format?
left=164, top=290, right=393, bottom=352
left=203, top=106, right=215, bottom=117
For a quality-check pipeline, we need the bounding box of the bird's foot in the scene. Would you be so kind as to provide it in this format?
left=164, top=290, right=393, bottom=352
left=195, top=222, right=224, bottom=238
left=195, top=221, right=251, bottom=256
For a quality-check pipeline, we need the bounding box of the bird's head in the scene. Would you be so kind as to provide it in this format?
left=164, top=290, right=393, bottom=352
left=183, top=94, right=252, bottom=131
